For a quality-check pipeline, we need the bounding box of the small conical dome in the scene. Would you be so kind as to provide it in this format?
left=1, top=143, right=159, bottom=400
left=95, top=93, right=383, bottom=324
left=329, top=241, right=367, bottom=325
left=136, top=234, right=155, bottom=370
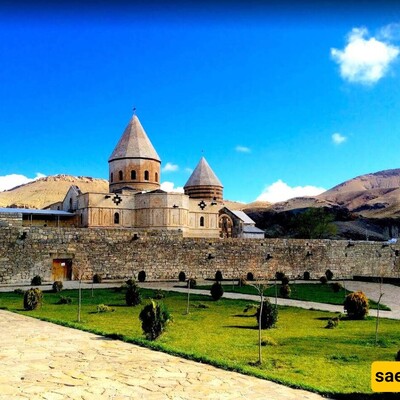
left=184, top=157, right=223, bottom=201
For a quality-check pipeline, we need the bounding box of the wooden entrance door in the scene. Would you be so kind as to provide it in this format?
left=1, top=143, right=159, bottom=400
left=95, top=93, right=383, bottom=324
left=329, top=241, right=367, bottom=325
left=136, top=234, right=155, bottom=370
left=52, top=259, right=72, bottom=281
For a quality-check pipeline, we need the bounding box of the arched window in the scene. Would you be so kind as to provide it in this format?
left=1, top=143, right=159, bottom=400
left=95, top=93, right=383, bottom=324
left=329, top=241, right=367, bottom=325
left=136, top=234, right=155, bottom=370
left=110, top=172, right=113, bottom=183
left=119, top=171, right=123, bottom=181
left=131, top=170, right=136, bottom=180
left=200, top=216, right=205, bottom=227
left=155, top=172, right=158, bottom=182
left=144, top=170, right=149, bottom=181
left=114, top=212, right=120, bottom=224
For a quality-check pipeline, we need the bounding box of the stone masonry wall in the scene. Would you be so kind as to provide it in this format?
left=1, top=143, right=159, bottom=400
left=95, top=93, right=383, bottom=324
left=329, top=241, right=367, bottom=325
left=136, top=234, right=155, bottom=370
left=0, top=226, right=399, bottom=284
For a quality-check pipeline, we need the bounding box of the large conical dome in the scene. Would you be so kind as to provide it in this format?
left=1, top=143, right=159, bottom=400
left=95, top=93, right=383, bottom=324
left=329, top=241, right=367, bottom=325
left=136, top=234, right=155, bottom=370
left=109, top=115, right=160, bottom=162
left=108, top=115, right=161, bottom=193
left=184, top=157, right=223, bottom=202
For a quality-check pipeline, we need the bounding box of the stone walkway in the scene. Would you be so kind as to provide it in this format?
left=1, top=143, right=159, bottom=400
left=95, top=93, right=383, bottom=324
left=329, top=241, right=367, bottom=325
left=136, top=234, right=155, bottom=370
left=0, top=310, right=325, bottom=400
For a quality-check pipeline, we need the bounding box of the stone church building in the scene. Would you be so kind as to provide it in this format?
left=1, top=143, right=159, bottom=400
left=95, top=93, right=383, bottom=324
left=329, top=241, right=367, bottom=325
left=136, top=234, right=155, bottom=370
left=45, top=114, right=263, bottom=239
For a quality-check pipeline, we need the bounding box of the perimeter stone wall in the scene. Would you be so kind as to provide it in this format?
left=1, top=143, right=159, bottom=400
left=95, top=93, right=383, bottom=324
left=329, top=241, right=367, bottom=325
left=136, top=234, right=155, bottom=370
left=0, top=226, right=399, bottom=284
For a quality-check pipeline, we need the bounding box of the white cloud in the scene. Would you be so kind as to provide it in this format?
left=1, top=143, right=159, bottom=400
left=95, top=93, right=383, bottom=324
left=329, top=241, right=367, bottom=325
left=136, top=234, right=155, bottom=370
left=331, top=27, right=399, bottom=84
left=162, top=162, right=179, bottom=173
left=256, top=179, right=326, bottom=203
left=332, top=132, right=347, bottom=145
left=0, top=173, right=46, bottom=192
left=160, top=181, right=184, bottom=193
left=235, top=145, right=251, bottom=153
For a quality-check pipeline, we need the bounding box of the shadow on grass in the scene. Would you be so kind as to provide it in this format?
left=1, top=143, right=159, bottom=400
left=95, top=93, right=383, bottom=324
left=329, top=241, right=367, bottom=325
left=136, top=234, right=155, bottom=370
left=224, top=325, right=258, bottom=330
left=332, top=394, right=400, bottom=400
left=233, top=314, right=256, bottom=318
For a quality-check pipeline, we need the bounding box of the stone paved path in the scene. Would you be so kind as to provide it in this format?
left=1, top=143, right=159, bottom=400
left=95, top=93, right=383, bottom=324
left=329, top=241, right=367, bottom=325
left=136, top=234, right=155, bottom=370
left=0, top=310, right=326, bottom=400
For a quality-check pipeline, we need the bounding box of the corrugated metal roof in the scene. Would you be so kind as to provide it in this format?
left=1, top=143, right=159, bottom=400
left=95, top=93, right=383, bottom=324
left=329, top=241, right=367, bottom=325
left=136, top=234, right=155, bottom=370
left=243, top=226, right=265, bottom=234
left=108, top=115, right=161, bottom=162
left=184, top=157, right=223, bottom=188
left=0, top=207, right=74, bottom=217
left=228, top=209, right=255, bottom=224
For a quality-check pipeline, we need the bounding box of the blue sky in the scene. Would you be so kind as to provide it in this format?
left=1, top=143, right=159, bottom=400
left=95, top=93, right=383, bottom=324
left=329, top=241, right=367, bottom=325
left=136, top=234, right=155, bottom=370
left=1, top=2, right=400, bottom=203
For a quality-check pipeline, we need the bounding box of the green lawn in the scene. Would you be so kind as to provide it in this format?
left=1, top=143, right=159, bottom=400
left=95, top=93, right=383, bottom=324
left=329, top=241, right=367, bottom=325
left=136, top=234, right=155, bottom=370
left=1, top=288, right=399, bottom=398
left=196, top=282, right=391, bottom=310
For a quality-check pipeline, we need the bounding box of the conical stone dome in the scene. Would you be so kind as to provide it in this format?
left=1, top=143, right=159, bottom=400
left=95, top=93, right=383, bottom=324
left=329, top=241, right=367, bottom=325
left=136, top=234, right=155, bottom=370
left=184, top=157, right=223, bottom=202
left=108, top=115, right=161, bottom=193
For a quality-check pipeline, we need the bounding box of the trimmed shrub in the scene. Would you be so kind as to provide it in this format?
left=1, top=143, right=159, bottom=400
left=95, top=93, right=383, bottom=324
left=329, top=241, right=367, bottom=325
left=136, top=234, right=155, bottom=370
left=325, top=269, right=334, bottom=281
left=331, top=282, right=343, bottom=293
left=139, top=300, right=171, bottom=340
left=187, top=278, right=196, bottom=289
left=275, top=271, right=285, bottom=280
left=52, top=281, right=63, bottom=293
left=281, top=276, right=289, bottom=285
left=326, top=317, right=340, bottom=329
left=31, top=275, right=42, bottom=286
left=178, top=271, right=186, bottom=282
left=256, top=299, right=278, bottom=329
left=153, top=289, right=165, bottom=299
left=125, top=279, right=142, bottom=306
left=280, top=284, right=291, bottom=298
left=14, top=288, right=25, bottom=295
left=23, top=288, right=43, bottom=310
left=320, top=276, right=328, bottom=284
left=303, top=271, right=310, bottom=280
left=57, top=296, right=72, bottom=304
left=97, top=304, right=114, bottom=313
left=93, top=273, right=102, bottom=283
left=246, top=272, right=254, bottom=281
left=210, top=282, right=224, bottom=300
left=395, top=350, right=400, bottom=361
left=138, top=270, right=146, bottom=283
left=215, top=270, right=223, bottom=282
left=344, top=291, right=369, bottom=319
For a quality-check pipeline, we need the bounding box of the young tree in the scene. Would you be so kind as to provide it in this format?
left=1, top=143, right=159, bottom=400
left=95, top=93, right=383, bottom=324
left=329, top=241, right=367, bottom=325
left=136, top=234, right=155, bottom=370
left=73, top=256, right=89, bottom=323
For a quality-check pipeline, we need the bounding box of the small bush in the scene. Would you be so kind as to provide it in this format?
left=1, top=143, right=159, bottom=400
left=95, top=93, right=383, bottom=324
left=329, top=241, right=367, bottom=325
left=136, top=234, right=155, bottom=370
left=331, top=282, right=343, bottom=293
left=139, top=300, right=171, bottom=340
left=215, top=270, right=223, bottom=282
left=279, top=284, right=291, bottom=298
left=325, top=269, right=334, bottom=281
left=275, top=271, right=285, bottom=280
left=138, top=270, right=146, bottom=282
left=153, top=289, right=165, bottom=300
left=31, top=275, right=42, bottom=286
left=23, top=288, right=43, bottom=310
left=93, top=273, right=102, bottom=283
left=281, top=276, right=289, bottom=285
left=344, top=291, right=369, bottom=319
left=261, top=337, right=278, bottom=346
left=395, top=350, right=400, bottom=361
left=194, top=303, right=209, bottom=309
left=210, top=282, right=224, bottom=300
left=14, top=288, right=25, bottom=295
left=303, top=271, right=310, bottom=280
left=256, top=299, right=278, bottom=329
left=178, top=271, right=186, bottom=282
left=243, top=303, right=257, bottom=314
left=246, top=272, right=254, bottom=281
left=52, top=281, right=63, bottom=293
left=326, top=317, right=340, bottom=329
left=57, top=296, right=72, bottom=304
left=320, top=276, right=328, bottom=284
left=187, top=278, right=197, bottom=289
left=97, top=304, right=114, bottom=313
left=125, top=279, right=142, bottom=306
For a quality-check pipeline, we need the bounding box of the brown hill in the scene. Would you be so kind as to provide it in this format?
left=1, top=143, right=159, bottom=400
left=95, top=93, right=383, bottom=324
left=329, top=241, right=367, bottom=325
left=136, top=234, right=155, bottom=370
left=0, top=175, right=109, bottom=209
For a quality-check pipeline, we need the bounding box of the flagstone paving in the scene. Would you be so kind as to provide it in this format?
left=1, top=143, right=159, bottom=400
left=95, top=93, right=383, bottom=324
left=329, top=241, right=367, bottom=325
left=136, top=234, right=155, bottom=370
left=0, top=310, right=326, bottom=400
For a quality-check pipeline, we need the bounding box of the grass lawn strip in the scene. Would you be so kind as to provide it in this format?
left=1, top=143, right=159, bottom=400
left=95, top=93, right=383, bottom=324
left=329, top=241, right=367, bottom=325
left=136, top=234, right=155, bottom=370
left=196, top=283, right=391, bottom=311
left=0, top=288, right=398, bottom=398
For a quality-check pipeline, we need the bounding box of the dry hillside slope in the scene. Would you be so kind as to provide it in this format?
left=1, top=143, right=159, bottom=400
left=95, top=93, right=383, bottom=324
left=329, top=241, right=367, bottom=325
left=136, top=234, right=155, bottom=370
left=0, top=175, right=109, bottom=209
